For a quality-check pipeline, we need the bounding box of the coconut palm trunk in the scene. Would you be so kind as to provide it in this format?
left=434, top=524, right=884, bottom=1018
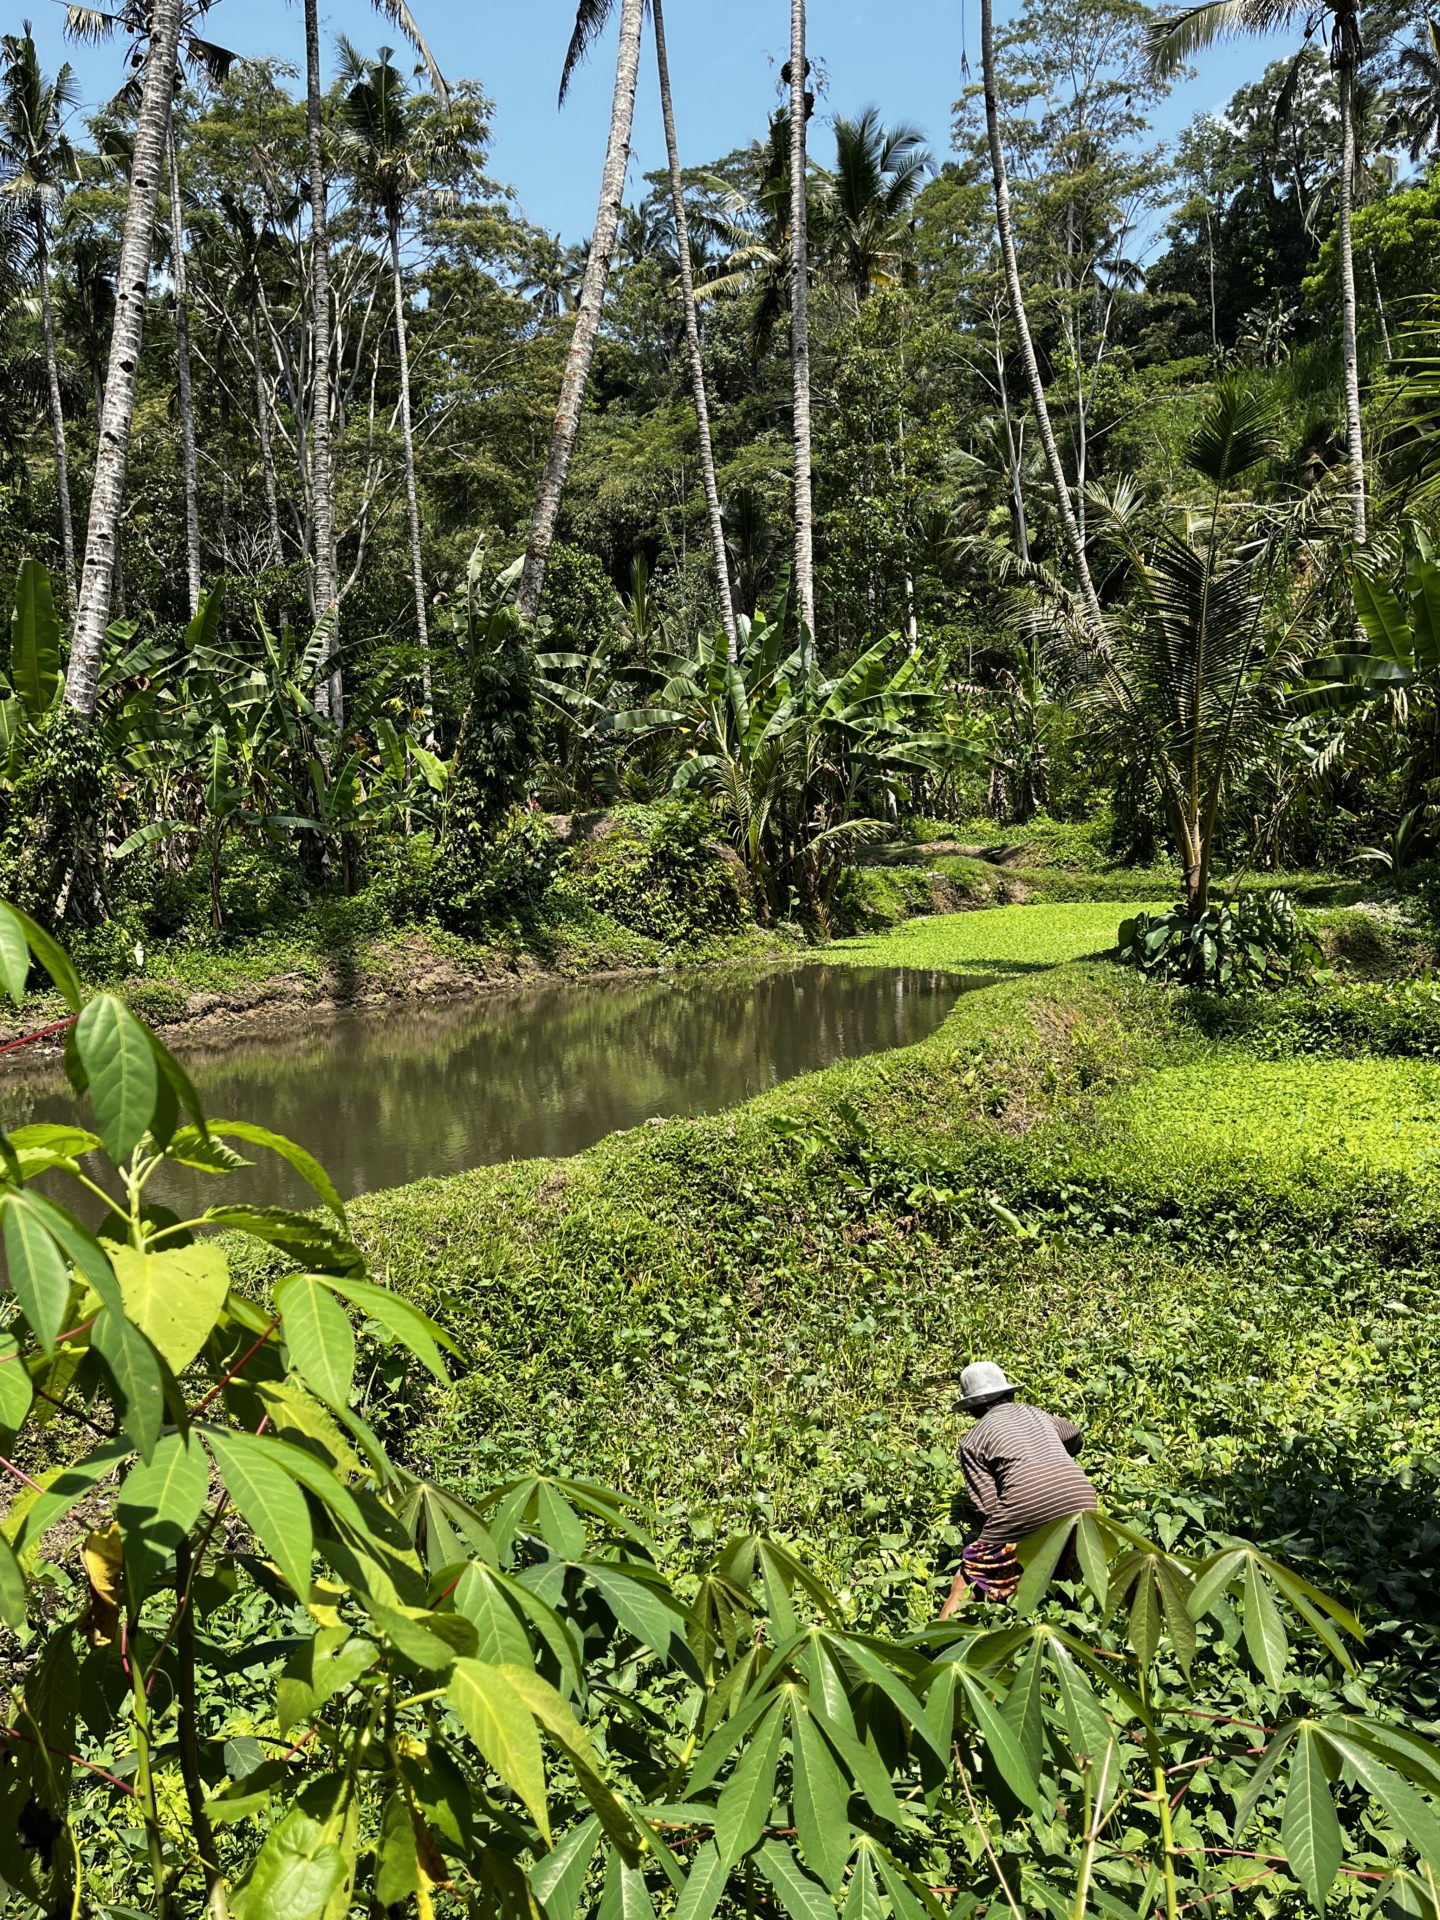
left=35, top=217, right=76, bottom=608
left=978, top=0, right=1103, bottom=634
left=304, top=0, right=342, bottom=724
left=651, top=0, right=736, bottom=658
left=1335, top=19, right=1367, bottom=545
left=787, top=0, right=816, bottom=647
left=65, top=0, right=186, bottom=719
left=519, top=0, right=646, bottom=621
left=388, top=210, right=432, bottom=720
left=166, top=129, right=202, bottom=615
left=249, top=300, right=284, bottom=563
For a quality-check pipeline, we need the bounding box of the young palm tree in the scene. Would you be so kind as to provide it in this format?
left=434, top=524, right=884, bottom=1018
left=0, top=26, right=81, bottom=608
left=1082, top=386, right=1312, bottom=917
left=786, top=0, right=816, bottom=645
left=651, top=0, right=737, bottom=656
left=1149, top=0, right=1369, bottom=545
left=978, top=0, right=1104, bottom=633
left=518, top=0, right=647, bottom=622
left=828, top=107, right=932, bottom=305
left=64, top=0, right=187, bottom=720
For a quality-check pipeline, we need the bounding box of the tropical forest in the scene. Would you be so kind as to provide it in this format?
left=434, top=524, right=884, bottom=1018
left=2, top=0, right=1440, bottom=1911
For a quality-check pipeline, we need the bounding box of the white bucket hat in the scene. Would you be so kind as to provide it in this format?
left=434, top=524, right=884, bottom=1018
left=961, top=1361, right=1016, bottom=1407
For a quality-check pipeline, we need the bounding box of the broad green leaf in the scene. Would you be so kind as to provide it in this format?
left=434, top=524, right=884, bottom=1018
left=212, top=1122, right=344, bottom=1220
left=449, top=1658, right=551, bottom=1841
left=92, top=1307, right=164, bottom=1463
left=714, top=1698, right=784, bottom=1868
left=317, top=1272, right=454, bottom=1383
left=958, top=1671, right=1047, bottom=1817
left=205, top=1428, right=313, bottom=1596
left=117, top=1432, right=209, bottom=1591
left=453, top=1563, right=534, bottom=1669
left=10, top=557, right=61, bottom=715
left=599, top=1851, right=657, bottom=1920
left=201, top=1206, right=363, bottom=1275
left=1243, top=1555, right=1289, bottom=1692
left=1154, top=1558, right=1196, bottom=1677
left=0, top=1332, right=33, bottom=1432
left=670, top=1841, right=729, bottom=1920
left=583, top=1562, right=699, bottom=1677
left=535, top=1482, right=586, bottom=1559
left=999, top=1639, right=1047, bottom=1781
left=842, top=1855, right=883, bottom=1920
left=1321, top=1728, right=1440, bottom=1873
left=277, top=1274, right=355, bottom=1410
left=3, top=1195, right=71, bottom=1351
left=531, top=1817, right=601, bottom=1920
left=374, top=1792, right=419, bottom=1907
left=500, top=1661, right=638, bottom=1855
left=791, top=1704, right=851, bottom=1891
left=1047, top=1637, right=1119, bottom=1756
left=1188, top=1547, right=1247, bottom=1621
left=110, top=1242, right=228, bottom=1375
left=1282, top=1726, right=1341, bottom=1910
left=0, top=903, right=81, bottom=1009
left=755, top=1840, right=834, bottom=1920
left=1013, top=1516, right=1076, bottom=1612
left=0, top=908, right=28, bottom=1005
left=1074, top=1512, right=1110, bottom=1607
left=367, top=1600, right=466, bottom=1672
left=74, top=995, right=158, bottom=1162
left=7, top=1440, right=133, bottom=1559
left=1127, top=1563, right=1161, bottom=1672
left=230, top=1808, right=347, bottom=1920
left=0, top=1532, right=25, bottom=1627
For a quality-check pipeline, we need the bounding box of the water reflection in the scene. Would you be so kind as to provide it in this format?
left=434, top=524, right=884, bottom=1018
left=0, top=964, right=973, bottom=1213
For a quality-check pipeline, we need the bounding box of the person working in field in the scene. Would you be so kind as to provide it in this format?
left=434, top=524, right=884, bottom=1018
left=939, top=1361, right=1098, bottom=1615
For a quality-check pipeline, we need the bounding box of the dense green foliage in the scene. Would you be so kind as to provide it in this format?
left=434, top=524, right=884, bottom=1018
left=7, top=907, right=1440, bottom=1920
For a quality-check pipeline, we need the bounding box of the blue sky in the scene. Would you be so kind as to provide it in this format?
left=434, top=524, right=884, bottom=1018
left=30, top=0, right=1288, bottom=245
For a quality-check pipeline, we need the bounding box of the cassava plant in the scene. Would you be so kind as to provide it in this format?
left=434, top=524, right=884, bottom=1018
left=1, top=908, right=1440, bottom=1918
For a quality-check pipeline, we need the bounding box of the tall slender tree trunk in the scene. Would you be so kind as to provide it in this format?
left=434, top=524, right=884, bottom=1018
left=388, top=212, right=432, bottom=722
left=652, top=0, right=737, bottom=658
left=305, top=0, right=342, bottom=723
left=1335, top=19, right=1367, bottom=546
left=249, top=299, right=283, bottom=564
left=35, top=219, right=76, bottom=610
left=518, top=0, right=646, bottom=621
left=166, top=130, right=202, bottom=616
left=65, top=0, right=186, bottom=719
left=978, top=0, right=1103, bottom=635
left=1365, top=249, right=1391, bottom=363
left=787, top=0, right=816, bottom=648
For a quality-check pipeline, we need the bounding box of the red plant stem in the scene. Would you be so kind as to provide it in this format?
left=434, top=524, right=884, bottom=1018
left=0, top=1727, right=135, bottom=1796
left=1175, top=1847, right=1387, bottom=1884
left=0, top=1451, right=45, bottom=1493
left=189, top=1317, right=279, bottom=1417
left=1179, top=1870, right=1280, bottom=1913
left=0, top=1318, right=96, bottom=1366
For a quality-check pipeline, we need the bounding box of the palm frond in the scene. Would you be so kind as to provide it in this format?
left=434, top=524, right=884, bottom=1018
left=371, top=0, right=449, bottom=100
left=558, top=0, right=615, bottom=107
left=1147, top=0, right=1300, bottom=76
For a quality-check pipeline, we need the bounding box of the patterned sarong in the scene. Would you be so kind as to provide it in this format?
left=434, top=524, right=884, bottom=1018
left=961, top=1538, right=1021, bottom=1602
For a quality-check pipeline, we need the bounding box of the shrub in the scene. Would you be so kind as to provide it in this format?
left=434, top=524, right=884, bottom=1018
left=435, top=805, right=561, bottom=934
left=557, top=800, right=746, bottom=945
left=1183, top=974, right=1440, bottom=1058
left=1118, top=889, right=1320, bottom=991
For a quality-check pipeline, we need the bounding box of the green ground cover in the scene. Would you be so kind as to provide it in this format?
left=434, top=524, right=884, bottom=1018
left=327, top=913, right=1440, bottom=1736
left=828, top=899, right=1163, bottom=972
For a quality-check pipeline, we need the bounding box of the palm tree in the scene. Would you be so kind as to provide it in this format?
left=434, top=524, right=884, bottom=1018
left=1149, top=0, right=1369, bottom=546
left=164, top=113, right=201, bottom=614
left=651, top=0, right=737, bottom=655
left=517, top=0, right=647, bottom=622
left=828, top=107, right=932, bottom=305
left=336, top=46, right=467, bottom=724
left=296, top=0, right=445, bottom=727
left=0, top=26, right=81, bottom=608
left=64, top=0, right=187, bottom=720
left=1081, top=386, right=1312, bottom=917
left=786, top=0, right=816, bottom=644
left=1390, top=18, right=1440, bottom=160
left=978, top=0, right=1104, bottom=632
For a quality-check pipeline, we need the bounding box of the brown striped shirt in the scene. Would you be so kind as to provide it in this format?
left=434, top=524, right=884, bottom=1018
left=960, top=1401, right=1098, bottom=1544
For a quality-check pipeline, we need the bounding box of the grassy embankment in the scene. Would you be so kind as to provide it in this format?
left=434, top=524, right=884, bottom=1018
left=336, top=898, right=1440, bottom=1726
